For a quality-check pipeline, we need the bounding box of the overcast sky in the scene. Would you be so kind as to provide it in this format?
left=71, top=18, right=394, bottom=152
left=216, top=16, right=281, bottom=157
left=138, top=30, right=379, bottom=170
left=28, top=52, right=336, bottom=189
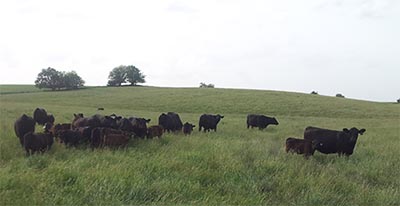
left=0, top=0, right=399, bottom=102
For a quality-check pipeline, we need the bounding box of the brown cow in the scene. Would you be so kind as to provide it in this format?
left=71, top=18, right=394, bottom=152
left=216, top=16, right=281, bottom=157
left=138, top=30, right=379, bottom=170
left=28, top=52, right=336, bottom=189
left=285, top=137, right=313, bottom=157
left=90, top=127, right=131, bottom=148
left=147, top=125, right=163, bottom=138
left=103, top=133, right=130, bottom=148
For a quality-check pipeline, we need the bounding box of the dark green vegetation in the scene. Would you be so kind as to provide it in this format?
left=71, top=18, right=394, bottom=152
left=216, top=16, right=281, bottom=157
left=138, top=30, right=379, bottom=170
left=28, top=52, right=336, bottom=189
left=35, top=67, right=85, bottom=91
left=1, top=85, right=399, bottom=205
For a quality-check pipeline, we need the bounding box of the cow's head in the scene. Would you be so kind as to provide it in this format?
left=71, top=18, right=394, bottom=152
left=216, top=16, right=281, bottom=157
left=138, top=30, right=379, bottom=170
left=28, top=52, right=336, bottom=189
left=343, top=127, right=366, bottom=142
left=73, top=113, right=84, bottom=119
left=43, top=122, right=53, bottom=133
left=103, top=115, right=118, bottom=129
left=272, top=117, right=279, bottom=125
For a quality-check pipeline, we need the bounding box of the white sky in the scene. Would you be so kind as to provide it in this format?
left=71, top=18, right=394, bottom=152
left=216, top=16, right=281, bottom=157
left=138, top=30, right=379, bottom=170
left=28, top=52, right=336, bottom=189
left=0, top=0, right=399, bottom=102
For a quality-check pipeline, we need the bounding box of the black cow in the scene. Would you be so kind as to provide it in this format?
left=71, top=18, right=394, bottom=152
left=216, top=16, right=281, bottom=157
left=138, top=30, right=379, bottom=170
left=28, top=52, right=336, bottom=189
left=33, top=108, right=49, bottom=125
left=183, top=122, right=195, bottom=135
left=198, top=114, right=224, bottom=132
left=72, top=113, right=101, bottom=128
left=158, top=112, right=183, bottom=132
left=58, top=130, right=84, bottom=147
left=247, top=114, right=279, bottom=130
left=93, top=114, right=118, bottom=129
left=129, top=117, right=151, bottom=138
left=23, top=132, right=54, bottom=155
left=47, top=114, right=55, bottom=124
left=304, top=126, right=366, bottom=156
left=44, top=122, right=72, bottom=138
left=14, top=114, right=36, bottom=146
left=118, top=118, right=133, bottom=132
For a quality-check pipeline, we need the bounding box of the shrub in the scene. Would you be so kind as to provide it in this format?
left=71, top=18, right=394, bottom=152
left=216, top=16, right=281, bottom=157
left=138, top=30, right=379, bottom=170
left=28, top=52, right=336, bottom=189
left=336, top=93, right=345, bottom=98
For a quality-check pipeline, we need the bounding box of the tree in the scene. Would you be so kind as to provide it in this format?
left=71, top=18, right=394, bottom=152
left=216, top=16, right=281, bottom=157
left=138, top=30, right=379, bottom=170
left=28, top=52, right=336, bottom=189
left=107, top=66, right=127, bottom=86
left=107, top=65, right=145, bottom=86
left=34, top=67, right=85, bottom=90
left=35, top=67, right=64, bottom=90
left=126, top=65, right=145, bottom=86
left=200, top=82, right=214, bottom=88
left=64, top=71, right=85, bottom=89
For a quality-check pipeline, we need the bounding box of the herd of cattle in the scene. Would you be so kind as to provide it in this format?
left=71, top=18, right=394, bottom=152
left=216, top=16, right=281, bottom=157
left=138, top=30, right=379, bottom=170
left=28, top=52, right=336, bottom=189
left=13, top=108, right=366, bottom=158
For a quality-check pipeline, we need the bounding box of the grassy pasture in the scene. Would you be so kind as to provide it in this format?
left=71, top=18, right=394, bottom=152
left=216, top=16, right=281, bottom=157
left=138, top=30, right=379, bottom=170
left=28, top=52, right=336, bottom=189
left=0, top=85, right=399, bottom=205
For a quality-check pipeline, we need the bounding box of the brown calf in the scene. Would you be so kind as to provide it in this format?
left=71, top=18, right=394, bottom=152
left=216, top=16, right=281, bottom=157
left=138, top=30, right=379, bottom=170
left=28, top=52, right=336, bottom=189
left=285, top=137, right=313, bottom=157
left=147, top=125, right=163, bottom=138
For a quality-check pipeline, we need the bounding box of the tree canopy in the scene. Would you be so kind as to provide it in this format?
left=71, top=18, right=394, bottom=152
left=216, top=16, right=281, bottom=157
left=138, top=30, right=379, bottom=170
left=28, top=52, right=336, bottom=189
left=107, top=65, right=145, bottom=86
left=35, top=67, right=85, bottom=90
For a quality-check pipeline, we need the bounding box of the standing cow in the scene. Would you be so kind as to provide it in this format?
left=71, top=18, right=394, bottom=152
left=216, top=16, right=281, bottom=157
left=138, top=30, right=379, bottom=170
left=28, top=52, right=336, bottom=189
left=14, top=114, right=36, bottom=146
left=183, top=122, right=195, bottom=135
left=158, top=112, right=183, bottom=132
left=129, top=117, right=151, bottom=138
left=304, top=126, right=366, bottom=156
left=247, top=114, right=279, bottom=130
left=147, top=125, right=164, bottom=138
left=198, top=114, right=224, bottom=132
left=23, top=132, right=54, bottom=156
left=33, top=108, right=55, bottom=125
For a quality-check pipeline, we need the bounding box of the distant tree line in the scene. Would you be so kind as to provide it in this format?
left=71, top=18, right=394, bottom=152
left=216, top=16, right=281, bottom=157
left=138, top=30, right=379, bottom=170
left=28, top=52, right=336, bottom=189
left=35, top=67, right=85, bottom=90
left=107, top=65, right=145, bottom=87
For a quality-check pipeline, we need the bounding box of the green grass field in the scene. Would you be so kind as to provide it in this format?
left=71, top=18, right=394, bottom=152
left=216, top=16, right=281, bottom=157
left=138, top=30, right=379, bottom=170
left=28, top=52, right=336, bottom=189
left=0, top=85, right=399, bottom=205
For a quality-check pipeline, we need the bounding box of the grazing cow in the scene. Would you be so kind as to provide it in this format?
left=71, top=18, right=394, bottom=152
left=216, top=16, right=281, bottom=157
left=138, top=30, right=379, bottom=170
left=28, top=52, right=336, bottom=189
left=147, top=125, right=163, bottom=138
left=23, top=132, right=54, bottom=155
left=158, top=112, right=183, bottom=132
left=129, top=117, right=151, bottom=138
left=14, top=114, right=36, bottom=146
left=183, top=122, right=195, bottom=135
left=198, top=114, right=224, bottom=132
left=247, top=114, right=279, bottom=130
left=33, top=108, right=49, bottom=125
left=304, top=126, right=366, bottom=156
left=285, top=137, right=314, bottom=157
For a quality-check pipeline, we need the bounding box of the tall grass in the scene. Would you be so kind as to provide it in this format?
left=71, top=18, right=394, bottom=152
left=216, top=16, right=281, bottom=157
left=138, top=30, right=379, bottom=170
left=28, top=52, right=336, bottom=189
left=0, top=85, right=399, bottom=205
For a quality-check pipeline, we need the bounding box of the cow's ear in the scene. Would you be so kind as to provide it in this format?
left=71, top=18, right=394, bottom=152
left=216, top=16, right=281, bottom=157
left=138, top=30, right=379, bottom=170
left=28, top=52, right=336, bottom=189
left=192, top=125, right=196, bottom=128
left=343, top=128, right=349, bottom=132
left=359, top=129, right=366, bottom=135
left=146, top=119, right=151, bottom=123
left=221, top=116, right=224, bottom=118
left=74, top=113, right=77, bottom=118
